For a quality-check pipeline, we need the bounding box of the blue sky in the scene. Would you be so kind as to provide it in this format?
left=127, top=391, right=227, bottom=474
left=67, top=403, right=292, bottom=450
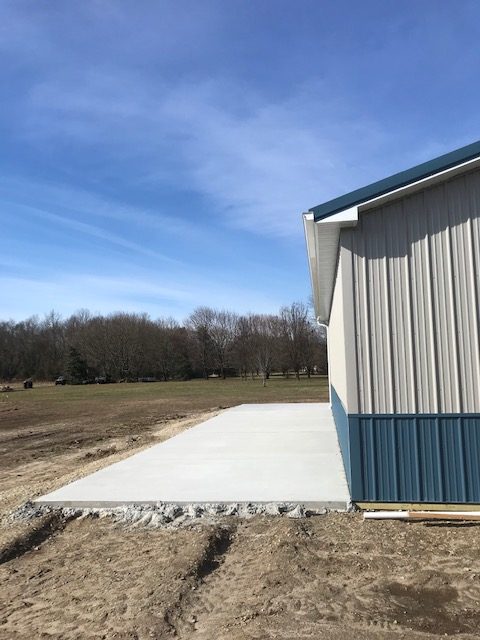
left=1, top=1, right=480, bottom=321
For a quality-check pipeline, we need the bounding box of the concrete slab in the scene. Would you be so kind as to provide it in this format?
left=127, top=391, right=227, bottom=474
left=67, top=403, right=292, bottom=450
left=35, top=403, right=350, bottom=509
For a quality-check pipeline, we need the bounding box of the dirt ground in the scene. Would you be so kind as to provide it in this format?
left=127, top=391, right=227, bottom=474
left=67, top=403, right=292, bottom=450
left=2, top=379, right=480, bottom=639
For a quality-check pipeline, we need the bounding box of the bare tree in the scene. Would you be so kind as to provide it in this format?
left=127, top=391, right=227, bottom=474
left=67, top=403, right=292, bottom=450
left=208, top=310, right=239, bottom=379
left=0, top=321, right=18, bottom=380
left=250, top=314, right=279, bottom=386
left=153, top=318, right=183, bottom=381
left=279, top=302, right=310, bottom=379
left=232, top=315, right=254, bottom=379
left=0, top=301, right=321, bottom=383
left=39, top=311, right=65, bottom=378
left=187, top=307, right=215, bottom=378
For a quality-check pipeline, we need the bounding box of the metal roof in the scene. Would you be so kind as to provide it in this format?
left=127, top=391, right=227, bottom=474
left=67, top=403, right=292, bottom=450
left=310, top=139, right=480, bottom=221
left=304, top=139, right=480, bottom=324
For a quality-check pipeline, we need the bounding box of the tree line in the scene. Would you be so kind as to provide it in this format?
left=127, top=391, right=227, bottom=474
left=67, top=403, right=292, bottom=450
left=0, top=303, right=327, bottom=383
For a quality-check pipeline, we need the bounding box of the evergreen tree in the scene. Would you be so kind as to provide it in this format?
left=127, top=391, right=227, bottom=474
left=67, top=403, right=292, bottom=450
left=66, top=346, right=89, bottom=383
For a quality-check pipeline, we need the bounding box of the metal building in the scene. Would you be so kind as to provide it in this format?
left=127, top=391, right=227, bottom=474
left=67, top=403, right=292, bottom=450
left=304, top=140, right=480, bottom=506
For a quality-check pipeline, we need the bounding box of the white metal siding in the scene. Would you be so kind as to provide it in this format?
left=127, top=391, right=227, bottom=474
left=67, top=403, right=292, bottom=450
left=328, top=244, right=359, bottom=413
left=329, top=255, right=348, bottom=408
left=344, top=168, right=480, bottom=414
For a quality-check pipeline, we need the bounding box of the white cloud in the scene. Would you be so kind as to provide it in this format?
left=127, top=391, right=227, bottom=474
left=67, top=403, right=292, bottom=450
left=0, top=175, right=215, bottom=243
left=5, top=201, right=180, bottom=264
left=0, top=271, right=285, bottom=321
left=25, top=72, right=387, bottom=238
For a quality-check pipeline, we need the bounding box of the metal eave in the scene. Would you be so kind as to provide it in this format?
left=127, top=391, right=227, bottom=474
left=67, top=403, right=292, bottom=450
left=303, top=207, right=358, bottom=325
left=310, top=140, right=480, bottom=222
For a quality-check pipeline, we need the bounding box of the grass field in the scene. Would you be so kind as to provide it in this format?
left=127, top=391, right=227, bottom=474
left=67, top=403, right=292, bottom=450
left=1, top=375, right=328, bottom=420
left=2, top=375, right=480, bottom=639
left=0, top=376, right=328, bottom=443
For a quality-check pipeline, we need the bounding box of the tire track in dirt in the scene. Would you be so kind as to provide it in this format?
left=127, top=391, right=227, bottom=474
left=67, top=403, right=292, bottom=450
left=171, top=520, right=278, bottom=639
left=0, top=516, right=221, bottom=639
left=0, top=512, right=73, bottom=566
left=167, top=522, right=237, bottom=637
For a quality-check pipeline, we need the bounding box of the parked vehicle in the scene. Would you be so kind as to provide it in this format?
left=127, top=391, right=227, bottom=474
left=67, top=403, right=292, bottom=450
left=55, top=376, right=66, bottom=386
left=23, top=378, right=33, bottom=389
left=94, top=376, right=115, bottom=384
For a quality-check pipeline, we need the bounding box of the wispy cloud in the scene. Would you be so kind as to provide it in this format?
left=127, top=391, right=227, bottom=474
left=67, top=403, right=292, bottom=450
left=0, top=271, right=284, bottom=321
left=0, top=177, right=209, bottom=244
left=25, top=72, right=387, bottom=237
left=5, top=201, right=181, bottom=264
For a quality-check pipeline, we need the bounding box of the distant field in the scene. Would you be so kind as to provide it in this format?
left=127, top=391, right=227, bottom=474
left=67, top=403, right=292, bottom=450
left=0, top=375, right=329, bottom=433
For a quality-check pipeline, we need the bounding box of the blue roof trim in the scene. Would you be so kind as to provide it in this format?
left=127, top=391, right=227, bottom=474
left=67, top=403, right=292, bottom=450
left=310, top=140, right=480, bottom=221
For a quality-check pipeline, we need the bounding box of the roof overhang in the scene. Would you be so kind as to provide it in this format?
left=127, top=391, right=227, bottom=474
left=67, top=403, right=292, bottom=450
left=303, top=207, right=358, bottom=325
left=304, top=141, right=480, bottom=325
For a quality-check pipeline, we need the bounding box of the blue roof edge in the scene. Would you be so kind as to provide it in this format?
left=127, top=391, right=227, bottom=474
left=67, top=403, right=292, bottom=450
left=310, top=139, right=480, bottom=221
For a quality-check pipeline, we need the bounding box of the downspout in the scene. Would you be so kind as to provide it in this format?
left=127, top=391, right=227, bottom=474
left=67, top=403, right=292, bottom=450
left=316, top=317, right=331, bottom=406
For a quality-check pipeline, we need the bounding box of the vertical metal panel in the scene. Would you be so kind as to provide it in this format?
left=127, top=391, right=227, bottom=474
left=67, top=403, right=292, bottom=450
left=329, top=256, right=348, bottom=408
left=346, top=168, right=480, bottom=414
left=341, top=242, right=360, bottom=414
left=328, top=241, right=359, bottom=413
left=463, top=418, right=480, bottom=499
left=351, top=415, right=480, bottom=503
left=330, top=385, right=351, bottom=489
